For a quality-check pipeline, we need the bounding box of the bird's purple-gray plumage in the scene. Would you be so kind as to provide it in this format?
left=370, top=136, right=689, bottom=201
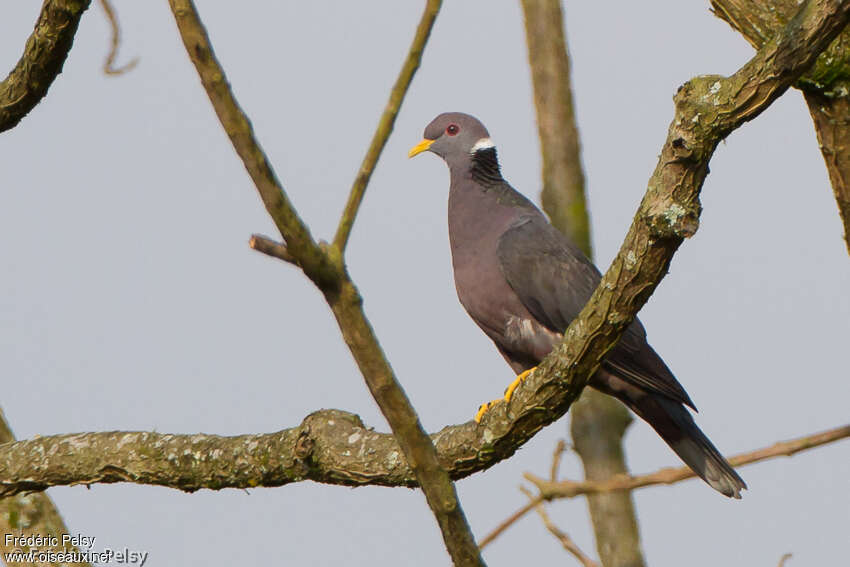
left=414, top=112, right=746, bottom=498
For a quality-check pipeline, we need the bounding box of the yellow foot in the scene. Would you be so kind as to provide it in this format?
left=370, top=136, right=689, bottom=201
left=504, top=367, right=536, bottom=403
left=474, top=399, right=501, bottom=423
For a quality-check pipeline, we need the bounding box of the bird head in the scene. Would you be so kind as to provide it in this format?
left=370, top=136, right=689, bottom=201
left=408, top=112, right=494, bottom=165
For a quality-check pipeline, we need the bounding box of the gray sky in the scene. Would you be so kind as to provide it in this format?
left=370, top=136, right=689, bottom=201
left=2, top=2, right=848, bottom=565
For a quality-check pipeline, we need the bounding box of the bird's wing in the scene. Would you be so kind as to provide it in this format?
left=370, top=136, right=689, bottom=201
left=496, top=215, right=695, bottom=408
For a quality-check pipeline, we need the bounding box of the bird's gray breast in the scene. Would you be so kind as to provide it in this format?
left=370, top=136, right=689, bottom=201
left=447, top=181, right=559, bottom=360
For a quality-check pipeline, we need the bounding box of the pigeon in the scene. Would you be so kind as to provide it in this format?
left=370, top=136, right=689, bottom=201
left=409, top=112, right=746, bottom=498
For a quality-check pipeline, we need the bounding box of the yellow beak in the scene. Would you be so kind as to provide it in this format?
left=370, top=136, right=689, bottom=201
left=408, top=138, right=434, bottom=158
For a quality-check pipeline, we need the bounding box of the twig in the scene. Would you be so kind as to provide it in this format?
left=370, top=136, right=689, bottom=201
left=550, top=439, right=567, bottom=481
left=520, top=487, right=600, bottom=567
left=778, top=553, right=793, bottom=567
left=478, top=497, right=541, bottom=550
left=0, top=0, right=93, bottom=133
left=100, top=0, right=139, bottom=75
left=249, top=234, right=296, bottom=264
left=480, top=424, right=850, bottom=547
left=528, top=424, right=850, bottom=498
left=332, top=0, right=442, bottom=252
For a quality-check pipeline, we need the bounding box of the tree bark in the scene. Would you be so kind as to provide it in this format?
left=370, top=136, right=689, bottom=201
left=0, top=0, right=92, bottom=133
left=0, top=409, right=91, bottom=567
left=711, top=0, right=850, bottom=254
left=806, top=93, right=850, bottom=254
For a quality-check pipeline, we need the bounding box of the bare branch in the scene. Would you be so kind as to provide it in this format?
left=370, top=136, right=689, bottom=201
left=778, top=553, right=794, bottom=567
left=478, top=498, right=541, bottom=550
left=520, top=487, right=600, bottom=567
left=527, top=424, right=850, bottom=498
left=167, top=2, right=484, bottom=564
left=480, top=424, right=850, bottom=546
left=550, top=439, right=567, bottom=482
left=332, top=0, right=442, bottom=252
left=0, top=0, right=93, bottom=133
left=100, top=0, right=139, bottom=76
left=249, top=234, right=296, bottom=264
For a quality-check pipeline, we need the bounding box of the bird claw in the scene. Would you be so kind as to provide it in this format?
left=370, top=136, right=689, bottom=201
left=503, top=367, right=536, bottom=403
left=476, top=367, right=538, bottom=423
left=474, top=399, right=501, bottom=423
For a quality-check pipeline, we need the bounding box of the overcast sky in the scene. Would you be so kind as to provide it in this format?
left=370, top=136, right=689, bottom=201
left=2, top=2, right=848, bottom=566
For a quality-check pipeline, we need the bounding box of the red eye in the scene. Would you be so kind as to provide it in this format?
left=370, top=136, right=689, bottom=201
left=446, top=124, right=459, bottom=136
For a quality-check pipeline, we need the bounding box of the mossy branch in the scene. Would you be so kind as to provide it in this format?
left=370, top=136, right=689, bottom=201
left=0, top=0, right=92, bottom=133
left=0, top=409, right=92, bottom=567
left=711, top=0, right=850, bottom=254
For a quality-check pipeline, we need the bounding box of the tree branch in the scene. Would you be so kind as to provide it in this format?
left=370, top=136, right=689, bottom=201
left=711, top=0, right=850, bottom=254
left=0, top=0, right=92, bottom=133
left=520, top=487, right=600, bottom=567
left=99, top=0, right=138, bottom=76
left=0, top=409, right=92, bottom=567
left=3, top=6, right=845, bottom=565
left=167, top=2, right=488, bottom=565
left=0, top=408, right=514, bottom=495
left=0, top=393, right=576, bottom=496
left=477, top=498, right=541, bottom=550
left=806, top=93, right=850, bottom=255
left=526, top=423, right=850, bottom=498
left=332, top=0, right=442, bottom=252
left=249, top=233, right=296, bottom=264
left=4, top=413, right=842, bottom=501
left=521, top=2, right=645, bottom=565
left=479, top=423, right=850, bottom=545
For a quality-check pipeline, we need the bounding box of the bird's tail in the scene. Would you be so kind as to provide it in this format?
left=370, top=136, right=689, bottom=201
left=598, top=374, right=746, bottom=498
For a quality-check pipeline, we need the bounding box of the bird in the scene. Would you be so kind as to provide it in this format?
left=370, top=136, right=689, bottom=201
left=408, top=112, right=746, bottom=498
